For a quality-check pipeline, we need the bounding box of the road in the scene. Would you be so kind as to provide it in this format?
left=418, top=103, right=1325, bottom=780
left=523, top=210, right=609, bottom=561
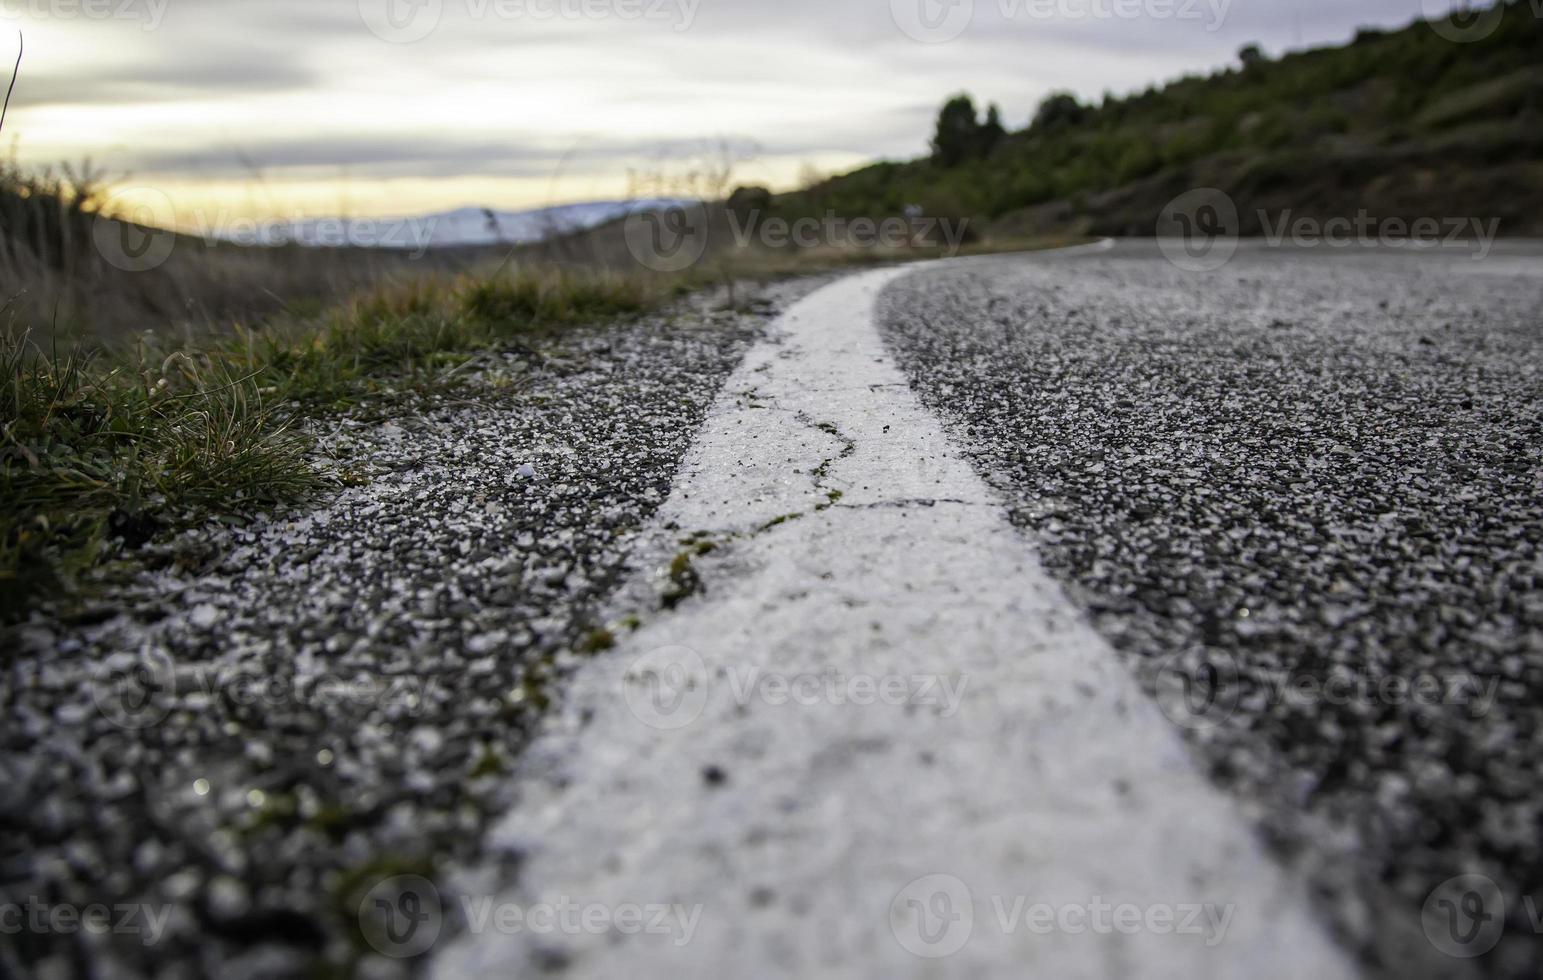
left=879, top=240, right=1543, bottom=978
left=7, top=241, right=1539, bottom=979
left=437, top=241, right=1542, bottom=979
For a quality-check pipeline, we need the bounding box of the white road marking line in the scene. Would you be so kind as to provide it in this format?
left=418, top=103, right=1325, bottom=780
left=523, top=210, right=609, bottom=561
left=436, top=263, right=1357, bottom=979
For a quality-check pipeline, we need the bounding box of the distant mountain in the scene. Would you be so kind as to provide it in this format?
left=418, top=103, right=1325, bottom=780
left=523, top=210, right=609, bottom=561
left=258, top=199, right=690, bottom=250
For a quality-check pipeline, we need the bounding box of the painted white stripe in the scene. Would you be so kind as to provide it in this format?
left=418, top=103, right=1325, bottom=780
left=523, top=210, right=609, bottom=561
left=436, top=263, right=1356, bottom=979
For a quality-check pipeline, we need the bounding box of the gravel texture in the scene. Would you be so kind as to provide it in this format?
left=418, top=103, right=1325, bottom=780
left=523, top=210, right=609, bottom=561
left=0, top=280, right=822, bottom=979
left=877, top=241, right=1543, bottom=979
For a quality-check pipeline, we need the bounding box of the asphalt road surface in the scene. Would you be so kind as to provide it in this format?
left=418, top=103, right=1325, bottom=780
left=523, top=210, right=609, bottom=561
left=877, top=240, right=1543, bottom=978
left=6, top=242, right=1540, bottom=980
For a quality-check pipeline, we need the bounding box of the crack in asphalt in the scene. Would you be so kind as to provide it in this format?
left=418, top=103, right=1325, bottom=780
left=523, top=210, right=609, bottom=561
left=436, top=262, right=1355, bottom=980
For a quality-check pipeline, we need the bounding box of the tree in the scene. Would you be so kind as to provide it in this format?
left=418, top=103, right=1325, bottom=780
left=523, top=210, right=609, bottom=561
left=1031, top=91, right=1086, bottom=133
left=979, top=104, right=1007, bottom=157
left=727, top=185, right=771, bottom=217
left=932, top=94, right=983, bottom=168
left=1238, top=44, right=1267, bottom=71
left=931, top=95, right=1010, bottom=167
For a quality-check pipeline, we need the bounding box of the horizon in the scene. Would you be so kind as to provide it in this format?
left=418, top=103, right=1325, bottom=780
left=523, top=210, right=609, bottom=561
left=1, top=0, right=1487, bottom=230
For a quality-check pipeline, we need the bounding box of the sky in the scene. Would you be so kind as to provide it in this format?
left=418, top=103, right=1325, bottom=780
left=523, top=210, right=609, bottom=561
left=0, top=0, right=1484, bottom=226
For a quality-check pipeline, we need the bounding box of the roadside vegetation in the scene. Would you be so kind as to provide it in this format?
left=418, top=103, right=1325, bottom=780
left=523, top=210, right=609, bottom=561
left=0, top=156, right=458, bottom=344
left=2, top=210, right=1074, bottom=625
left=0, top=264, right=684, bottom=624
left=776, top=3, right=1543, bottom=236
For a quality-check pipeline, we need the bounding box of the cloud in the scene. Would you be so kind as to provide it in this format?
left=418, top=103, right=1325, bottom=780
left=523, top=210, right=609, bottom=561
left=126, top=134, right=690, bottom=179
left=14, top=56, right=317, bottom=108
left=2, top=0, right=1487, bottom=210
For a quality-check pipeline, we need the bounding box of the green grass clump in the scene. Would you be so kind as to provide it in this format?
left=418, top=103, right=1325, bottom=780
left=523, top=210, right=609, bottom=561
left=223, top=267, right=671, bottom=409
left=0, top=333, right=318, bottom=621
left=661, top=549, right=703, bottom=610
left=0, top=264, right=677, bottom=623
left=233, top=278, right=474, bottom=407
left=460, top=267, right=658, bottom=327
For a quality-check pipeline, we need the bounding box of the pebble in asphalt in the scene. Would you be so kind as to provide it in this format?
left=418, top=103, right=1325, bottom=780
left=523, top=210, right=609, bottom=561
left=877, top=240, right=1543, bottom=980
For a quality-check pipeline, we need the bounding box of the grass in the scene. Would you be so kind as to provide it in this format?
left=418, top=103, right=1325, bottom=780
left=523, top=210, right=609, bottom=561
left=0, top=264, right=678, bottom=624
left=0, top=332, right=316, bottom=621
left=0, top=169, right=1078, bottom=627
left=0, top=154, right=481, bottom=346
left=225, top=266, right=674, bottom=408
left=661, top=549, right=703, bottom=609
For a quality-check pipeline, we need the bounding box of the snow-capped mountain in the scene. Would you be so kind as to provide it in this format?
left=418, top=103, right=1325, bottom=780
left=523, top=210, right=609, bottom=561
left=252, top=199, right=690, bottom=250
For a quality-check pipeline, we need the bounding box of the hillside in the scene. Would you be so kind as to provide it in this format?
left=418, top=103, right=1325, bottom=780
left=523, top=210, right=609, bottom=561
left=775, top=2, right=1543, bottom=238
left=0, top=164, right=491, bottom=342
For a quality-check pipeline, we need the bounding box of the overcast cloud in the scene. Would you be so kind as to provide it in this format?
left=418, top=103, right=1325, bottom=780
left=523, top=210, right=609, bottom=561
left=0, top=0, right=1482, bottom=217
